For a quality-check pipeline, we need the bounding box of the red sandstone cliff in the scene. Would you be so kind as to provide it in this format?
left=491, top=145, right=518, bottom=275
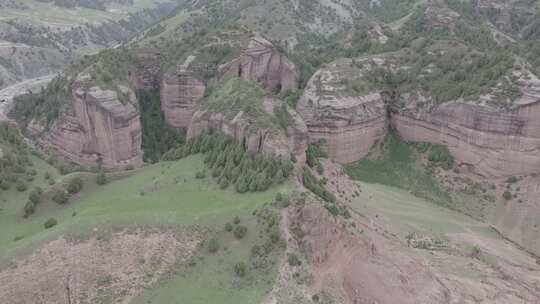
left=187, top=97, right=308, bottom=163
left=296, top=58, right=388, bottom=164
left=219, top=36, right=298, bottom=93
left=160, top=65, right=205, bottom=130
left=33, top=77, right=143, bottom=169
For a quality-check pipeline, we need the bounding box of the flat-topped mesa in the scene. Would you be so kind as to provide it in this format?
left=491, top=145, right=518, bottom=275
left=160, top=63, right=206, bottom=130
left=130, top=48, right=161, bottom=90
left=40, top=80, right=142, bottom=169
left=219, top=36, right=298, bottom=93
left=297, top=58, right=387, bottom=164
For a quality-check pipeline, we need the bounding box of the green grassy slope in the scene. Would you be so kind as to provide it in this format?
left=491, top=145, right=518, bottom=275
left=1, top=154, right=289, bottom=303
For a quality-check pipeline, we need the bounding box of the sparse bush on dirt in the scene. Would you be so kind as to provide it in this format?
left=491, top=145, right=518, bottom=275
left=234, top=262, right=247, bottom=277
left=233, top=216, right=241, bottom=225
left=224, top=223, right=233, bottom=232
left=233, top=225, right=247, bottom=239
left=506, top=176, right=519, bottom=183
left=503, top=190, right=513, bottom=200
left=207, top=238, right=220, bottom=253
left=287, top=253, right=302, bottom=266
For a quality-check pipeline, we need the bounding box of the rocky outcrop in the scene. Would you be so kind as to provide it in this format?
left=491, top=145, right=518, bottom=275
left=130, top=48, right=161, bottom=90
left=296, top=59, right=387, bottom=164
left=37, top=79, right=142, bottom=169
left=160, top=66, right=205, bottom=130
left=299, top=55, right=540, bottom=177
left=219, top=36, right=298, bottom=93
left=187, top=97, right=308, bottom=163
left=392, top=100, right=540, bottom=178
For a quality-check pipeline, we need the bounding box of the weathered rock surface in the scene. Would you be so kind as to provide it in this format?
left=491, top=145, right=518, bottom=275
left=36, top=79, right=142, bottom=169
left=187, top=97, right=308, bottom=163
left=160, top=66, right=205, bottom=130
left=392, top=100, right=540, bottom=178
left=130, top=48, right=161, bottom=91
left=300, top=55, right=540, bottom=178
left=296, top=58, right=387, bottom=164
left=219, top=36, right=298, bottom=93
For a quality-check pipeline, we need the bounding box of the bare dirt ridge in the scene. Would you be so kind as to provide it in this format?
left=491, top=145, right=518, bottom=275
left=0, top=228, right=203, bottom=304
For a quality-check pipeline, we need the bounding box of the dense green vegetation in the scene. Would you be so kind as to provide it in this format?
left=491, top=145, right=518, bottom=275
left=10, top=77, right=70, bottom=127
left=346, top=134, right=452, bottom=208
left=137, top=89, right=184, bottom=163
left=302, top=168, right=335, bottom=204
left=163, top=133, right=294, bottom=194
left=0, top=123, right=37, bottom=194
left=0, top=153, right=290, bottom=303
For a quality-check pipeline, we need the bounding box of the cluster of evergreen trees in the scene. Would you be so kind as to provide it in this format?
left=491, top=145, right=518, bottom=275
left=137, top=89, right=185, bottom=163
left=0, top=123, right=34, bottom=192
left=163, top=133, right=294, bottom=193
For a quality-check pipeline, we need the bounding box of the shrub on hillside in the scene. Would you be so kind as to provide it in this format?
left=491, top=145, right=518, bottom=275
left=233, top=225, right=248, bottom=239
left=16, top=182, right=27, bottom=192
left=96, top=170, right=107, bottom=185
left=52, top=190, right=69, bottom=204
left=28, top=187, right=43, bottom=204
left=234, top=262, right=247, bottom=277
left=207, top=238, right=220, bottom=253
left=23, top=201, right=36, bottom=218
left=502, top=190, right=513, bottom=200
left=66, top=177, right=83, bottom=194
left=44, top=218, right=57, bottom=229
left=287, top=253, right=302, bottom=266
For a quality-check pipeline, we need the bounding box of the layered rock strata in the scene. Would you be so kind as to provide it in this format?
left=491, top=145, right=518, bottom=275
left=296, top=59, right=387, bottom=164
left=298, top=57, right=540, bottom=178
left=37, top=80, right=142, bottom=169
left=130, top=48, right=161, bottom=90
left=187, top=97, right=308, bottom=163
left=219, top=36, right=298, bottom=93
left=160, top=66, right=205, bottom=130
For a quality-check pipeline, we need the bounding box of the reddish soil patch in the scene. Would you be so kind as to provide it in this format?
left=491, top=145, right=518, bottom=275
left=0, top=228, right=202, bottom=304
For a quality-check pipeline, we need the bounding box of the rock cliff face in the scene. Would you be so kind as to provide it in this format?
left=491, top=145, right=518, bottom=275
left=219, top=37, right=298, bottom=93
left=296, top=58, right=387, bottom=164
left=130, top=48, right=161, bottom=91
left=160, top=66, right=206, bottom=130
left=187, top=97, right=308, bottom=163
left=392, top=100, right=540, bottom=178
left=299, top=55, right=540, bottom=178
left=37, top=79, right=142, bottom=169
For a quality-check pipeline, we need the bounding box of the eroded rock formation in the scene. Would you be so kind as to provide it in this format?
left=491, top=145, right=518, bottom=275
left=131, top=48, right=161, bottom=90
left=298, top=56, right=540, bottom=178
left=219, top=36, right=298, bottom=93
left=187, top=97, right=308, bottom=163
left=160, top=66, right=205, bottom=130
left=296, top=58, right=387, bottom=164
left=36, top=78, right=142, bottom=169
